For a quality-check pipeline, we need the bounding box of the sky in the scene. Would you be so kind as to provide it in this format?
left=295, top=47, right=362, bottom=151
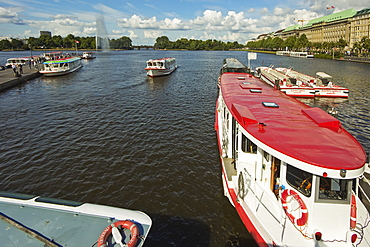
left=0, top=0, right=368, bottom=45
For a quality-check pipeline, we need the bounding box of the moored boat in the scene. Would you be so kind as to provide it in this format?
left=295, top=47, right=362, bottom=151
left=256, top=66, right=316, bottom=97
left=5, top=56, right=40, bottom=68
left=276, top=51, right=314, bottom=58
left=0, top=191, right=151, bottom=246
left=216, top=58, right=370, bottom=246
left=39, top=57, right=82, bottom=76
left=275, top=67, right=349, bottom=98
left=145, top=57, right=177, bottom=77
left=81, top=51, right=96, bottom=59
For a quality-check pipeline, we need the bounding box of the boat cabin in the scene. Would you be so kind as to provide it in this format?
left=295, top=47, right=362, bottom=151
left=5, top=57, right=32, bottom=68
left=146, top=58, right=176, bottom=69
left=220, top=58, right=251, bottom=75
left=316, top=72, right=333, bottom=86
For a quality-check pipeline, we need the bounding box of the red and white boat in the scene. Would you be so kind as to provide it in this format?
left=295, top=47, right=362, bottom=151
left=275, top=67, right=349, bottom=98
left=215, top=58, right=370, bottom=247
left=145, top=57, right=177, bottom=77
left=256, top=66, right=316, bottom=97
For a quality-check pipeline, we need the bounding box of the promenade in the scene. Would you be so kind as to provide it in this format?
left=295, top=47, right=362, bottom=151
left=0, top=65, right=42, bottom=92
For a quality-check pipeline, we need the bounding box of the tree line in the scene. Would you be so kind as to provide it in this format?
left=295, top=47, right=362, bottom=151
left=154, top=36, right=244, bottom=50
left=0, top=34, right=133, bottom=50
left=0, top=34, right=245, bottom=51
left=246, top=34, right=370, bottom=56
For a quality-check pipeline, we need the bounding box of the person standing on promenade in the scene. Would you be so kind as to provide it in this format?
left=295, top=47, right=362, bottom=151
left=12, top=64, right=17, bottom=77
left=19, top=64, right=23, bottom=74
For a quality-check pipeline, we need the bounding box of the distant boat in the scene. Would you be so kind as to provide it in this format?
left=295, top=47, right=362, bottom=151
left=145, top=57, right=177, bottom=77
left=39, top=57, right=82, bottom=76
left=276, top=51, right=314, bottom=58
left=0, top=191, right=152, bottom=246
left=81, top=52, right=96, bottom=59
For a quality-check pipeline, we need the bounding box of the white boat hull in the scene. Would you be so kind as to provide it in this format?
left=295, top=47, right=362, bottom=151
left=40, top=64, right=82, bottom=77
left=145, top=66, right=177, bottom=77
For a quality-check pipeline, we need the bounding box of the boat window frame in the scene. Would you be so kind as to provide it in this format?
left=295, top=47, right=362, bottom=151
left=286, top=164, right=313, bottom=197
left=241, top=133, right=257, bottom=154
left=314, top=176, right=351, bottom=204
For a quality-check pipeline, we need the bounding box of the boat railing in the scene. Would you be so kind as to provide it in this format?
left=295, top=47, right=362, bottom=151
left=359, top=163, right=370, bottom=212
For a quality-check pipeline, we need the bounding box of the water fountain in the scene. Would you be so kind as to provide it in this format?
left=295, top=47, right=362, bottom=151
left=96, top=14, right=110, bottom=51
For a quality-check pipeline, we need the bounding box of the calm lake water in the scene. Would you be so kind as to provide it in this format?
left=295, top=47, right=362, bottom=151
left=0, top=50, right=369, bottom=247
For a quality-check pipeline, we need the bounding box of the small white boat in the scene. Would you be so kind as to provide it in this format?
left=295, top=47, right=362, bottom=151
left=145, top=57, right=177, bottom=77
left=275, top=68, right=349, bottom=98
left=40, top=57, right=82, bottom=76
left=81, top=52, right=96, bottom=59
left=256, top=66, right=316, bottom=97
left=0, top=191, right=152, bottom=246
left=216, top=58, right=370, bottom=247
left=276, top=51, right=314, bottom=58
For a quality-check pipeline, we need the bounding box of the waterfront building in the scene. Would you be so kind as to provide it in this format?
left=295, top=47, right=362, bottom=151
left=273, top=8, right=370, bottom=49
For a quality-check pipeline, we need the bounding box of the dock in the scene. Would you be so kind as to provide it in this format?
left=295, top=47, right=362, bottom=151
left=0, top=66, right=42, bottom=92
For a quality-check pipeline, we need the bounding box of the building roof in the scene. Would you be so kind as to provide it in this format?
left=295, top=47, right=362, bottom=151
left=303, top=8, right=357, bottom=28
left=354, top=8, right=370, bottom=17
left=282, top=24, right=301, bottom=32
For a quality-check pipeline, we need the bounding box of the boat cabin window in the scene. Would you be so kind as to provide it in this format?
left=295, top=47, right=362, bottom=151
left=315, top=176, right=351, bottom=203
left=241, top=134, right=257, bottom=154
left=286, top=165, right=312, bottom=197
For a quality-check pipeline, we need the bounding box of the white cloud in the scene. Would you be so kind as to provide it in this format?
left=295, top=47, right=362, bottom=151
left=0, top=7, right=25, bottom=25
left=117, top=14, right=190, bottom=30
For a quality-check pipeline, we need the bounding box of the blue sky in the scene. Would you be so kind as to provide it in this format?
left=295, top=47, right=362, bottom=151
left=0, top=0, right=368, bottom=45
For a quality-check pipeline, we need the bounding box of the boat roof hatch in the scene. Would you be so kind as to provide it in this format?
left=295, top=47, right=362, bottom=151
left=316, top=72, right=332, bottom=79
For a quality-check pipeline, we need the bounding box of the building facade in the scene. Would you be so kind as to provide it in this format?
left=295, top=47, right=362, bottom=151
left=276, top=8, right=370, bottom=49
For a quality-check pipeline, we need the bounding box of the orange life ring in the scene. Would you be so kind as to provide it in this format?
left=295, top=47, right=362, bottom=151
left=350, top=194, right=357, bottom=229
left=281, top=189, right=308, bottom=226
left=98, top=220, right=139, bottom=247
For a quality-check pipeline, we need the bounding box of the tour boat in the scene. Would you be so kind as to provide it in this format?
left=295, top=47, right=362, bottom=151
left=81, top=51, right=96, bottom=59
left=40, top=57, right=82, bottom=76
left=144, top=57, right=177, bottom=77
left=256, top=66, right=316, bottom=97
left=5, top=56, right=39, bottom=68
left=215, top=58, right=370, bottom=246
left=276, top=51, right=314, bottom=58
left=0, top=191, right=152, bottom=246
left=275, top=67, right=349, bottom=98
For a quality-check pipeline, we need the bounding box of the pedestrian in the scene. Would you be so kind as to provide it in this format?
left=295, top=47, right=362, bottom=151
left=19, top=64, right=23, bottom=74
left=12, top=64, right=17, bottom=76
left=29, top=60, right=32, bottom=69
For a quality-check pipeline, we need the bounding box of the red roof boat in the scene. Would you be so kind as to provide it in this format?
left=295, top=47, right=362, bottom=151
left=215, top=58, right=369, bottom=247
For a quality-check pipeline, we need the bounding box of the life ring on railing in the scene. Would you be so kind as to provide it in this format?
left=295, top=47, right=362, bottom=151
left=98, top=220, right=139, bottom=247
left=281, top=189, right=308, bottom=226
left=350, top=194, right=357, bottom=229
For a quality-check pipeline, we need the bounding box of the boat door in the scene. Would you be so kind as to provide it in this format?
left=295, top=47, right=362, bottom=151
left=270, top=157, right=281, bottom=197
left=232, top=118, right=237, bottom=162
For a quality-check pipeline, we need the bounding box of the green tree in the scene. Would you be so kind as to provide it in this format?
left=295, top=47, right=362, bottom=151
left=154, top=36, right=170, bottom=49
left=10, top=39, right=24, bottom=49
left=282, top=36, right=297, bottom=50
left=0, top=39, right=12, bottom=50
left=295, top=34, right=309, bottom=50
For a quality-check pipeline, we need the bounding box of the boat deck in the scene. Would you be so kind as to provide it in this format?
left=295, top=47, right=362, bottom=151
left=0, top=194, right=151, bottom=247
left=222, top=157, right=237, bottom=181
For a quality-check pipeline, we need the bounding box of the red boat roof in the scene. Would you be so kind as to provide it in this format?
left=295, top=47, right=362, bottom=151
left=220, top=72, right=366, bottom=171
